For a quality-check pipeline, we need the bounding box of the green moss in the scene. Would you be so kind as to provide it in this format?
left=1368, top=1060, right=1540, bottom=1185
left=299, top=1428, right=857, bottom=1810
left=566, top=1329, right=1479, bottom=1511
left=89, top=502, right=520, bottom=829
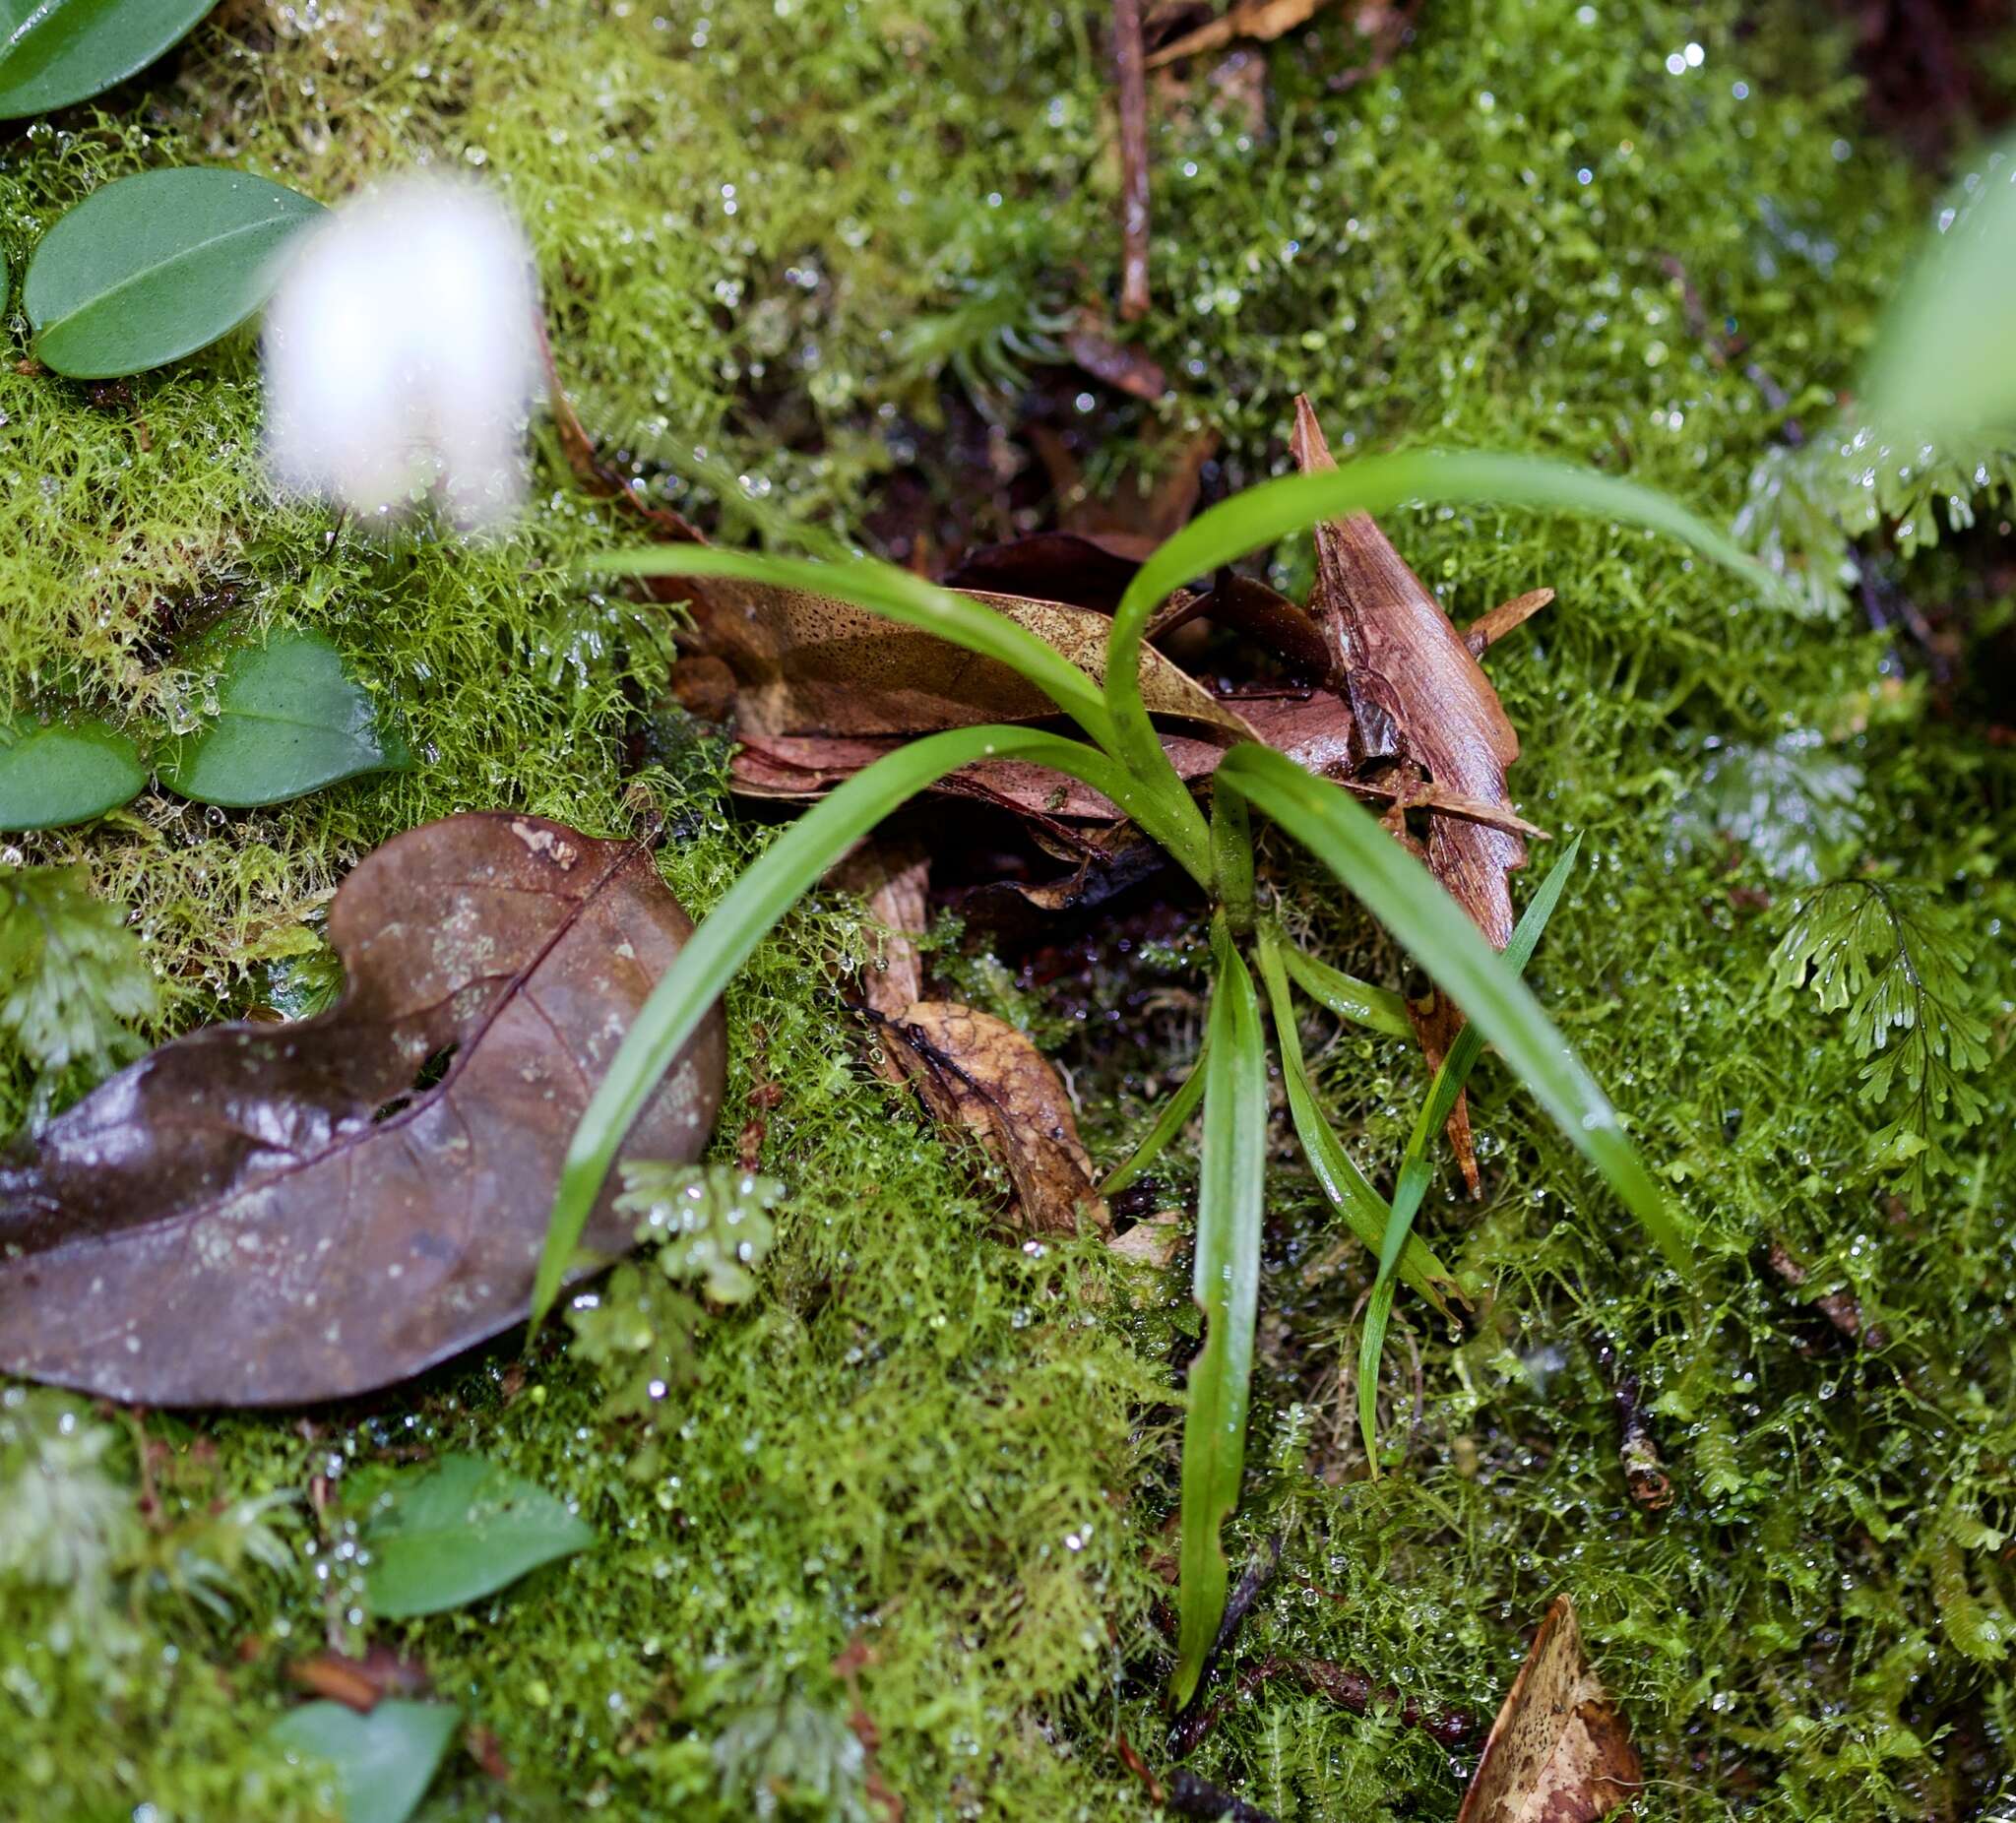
left=1, top=0, right=2013, bottom=1818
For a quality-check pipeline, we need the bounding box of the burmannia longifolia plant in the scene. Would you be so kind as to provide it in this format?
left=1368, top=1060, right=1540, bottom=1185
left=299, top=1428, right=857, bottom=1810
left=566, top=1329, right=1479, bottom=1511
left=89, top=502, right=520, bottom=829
left=530, top=450, right=1765, bottom=1705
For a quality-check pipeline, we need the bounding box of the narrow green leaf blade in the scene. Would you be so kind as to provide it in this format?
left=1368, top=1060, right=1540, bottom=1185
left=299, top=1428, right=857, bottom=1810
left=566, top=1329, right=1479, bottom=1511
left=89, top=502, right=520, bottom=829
left=158, top=630, right=409, bottom=807
left=267, top=1700, right=460, bottom=1823
left=1252, top=926, right=1454, bottom=1308
left=1277, top=940, right=1412, bottom=1037
left=0, top=0, right=218, bottom=119
left=1358, top=838, right=1582, bottom=1467
left=360, top=1454, right=594, bottom=1619
left=0, top=718, right=145, bottom=830
left=1863, top=137, right=2016, bottom=445
left=1223, top=744, right=1689, bottom=1272
left=1171, top=924, right=1268, bottom=1711
left=1099, top=1035, right=1209, bottom=1198
left=26, top=167, right=324, bottom=378
left=534, top=725, right=1151, bottom=1326
left=1102, top=450, right=1771, bottom=800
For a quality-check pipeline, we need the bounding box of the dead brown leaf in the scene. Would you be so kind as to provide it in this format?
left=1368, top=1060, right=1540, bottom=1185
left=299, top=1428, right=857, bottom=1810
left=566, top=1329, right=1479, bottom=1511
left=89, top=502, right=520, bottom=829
left=1456, top=1598, right=1643, bottom=1823
left=829, top=841, right=931, bottom=1021
left=874, top=1001, right=1108, bottom=1234
left=690, top=579, right=1253, bottom=744
left=1292, top=393, right=1544, bottom=1190
left=0, top=814, right=725, bottom=1406
left=1147, top=0, right=1335, bottom=67
left=286, top=1646, right=432, bottom=1715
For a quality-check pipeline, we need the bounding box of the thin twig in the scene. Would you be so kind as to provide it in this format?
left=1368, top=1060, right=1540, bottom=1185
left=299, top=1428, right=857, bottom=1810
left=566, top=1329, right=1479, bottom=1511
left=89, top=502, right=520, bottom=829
left=1113, top=0, right=1153, bottom=322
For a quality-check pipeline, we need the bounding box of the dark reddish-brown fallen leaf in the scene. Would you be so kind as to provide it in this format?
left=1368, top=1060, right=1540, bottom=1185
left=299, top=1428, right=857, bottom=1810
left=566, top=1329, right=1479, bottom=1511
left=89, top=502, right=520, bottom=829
left=286, top=1647, right=432, bottom=1714
left=1067, top=317, right=1169, bottom=400
left=1456, top=1597, right=1643, bottom=1823
left=1290, top=394, right=1528, bottom=945
left=1292, top=394, right=1542, bottom=1189
left=829, top=841, right=931, bottom=1022
left=873, top=1001, right=1108, bottom=1234
left=0, top=814, right=724, bottom=1407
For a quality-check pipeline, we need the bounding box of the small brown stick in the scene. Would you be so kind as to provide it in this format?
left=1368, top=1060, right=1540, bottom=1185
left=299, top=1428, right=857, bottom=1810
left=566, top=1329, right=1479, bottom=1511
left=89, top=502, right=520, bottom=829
left=1593, top=1332, right=1673, bottom=1514
left=1464, top=588, right=1554, bottom=658
left=1114, top=1732, right=1166, bottom=1804
left=1113, top=0, right=1153, bottom=321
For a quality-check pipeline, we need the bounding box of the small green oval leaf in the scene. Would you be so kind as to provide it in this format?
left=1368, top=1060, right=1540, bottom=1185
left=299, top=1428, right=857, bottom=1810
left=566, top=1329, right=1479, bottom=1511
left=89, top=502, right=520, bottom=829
left=26, top=166, right=324, bottom=379
left=0, top=0, right=218, bottom=119
left=0, top=718, right=147, bottom=830
left=360, top=1454, right=595, bottom=1619
left=158, top=630, right=410, bottom=808
left=267, top=1700, right=460, bottom=1823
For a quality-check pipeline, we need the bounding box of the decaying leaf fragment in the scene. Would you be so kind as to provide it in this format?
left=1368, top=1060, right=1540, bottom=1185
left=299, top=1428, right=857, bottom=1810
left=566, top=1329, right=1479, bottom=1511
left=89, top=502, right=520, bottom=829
left=1456, top=1597, right=1642, bottom=1823
left=1292, top=394, right=1544, bottom=1188
left=0, top=813, right=725, bottom=1406
left=874, top=1002, right=1108, bottom=1235
left=832, top=842, right=1105, bottom=1235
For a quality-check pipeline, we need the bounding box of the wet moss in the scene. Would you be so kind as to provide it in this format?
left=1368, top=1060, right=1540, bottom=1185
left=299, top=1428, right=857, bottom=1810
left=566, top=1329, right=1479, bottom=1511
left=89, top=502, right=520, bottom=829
left=0, top=0, right=2012, bottom=1819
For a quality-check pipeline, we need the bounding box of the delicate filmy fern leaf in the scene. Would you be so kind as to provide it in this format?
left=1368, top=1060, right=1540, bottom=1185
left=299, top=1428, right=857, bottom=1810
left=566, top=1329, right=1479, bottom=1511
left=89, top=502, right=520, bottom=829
left=1770, top=880, right=1991, bottom=1192
left=0, top=865, right=156, bottom=1092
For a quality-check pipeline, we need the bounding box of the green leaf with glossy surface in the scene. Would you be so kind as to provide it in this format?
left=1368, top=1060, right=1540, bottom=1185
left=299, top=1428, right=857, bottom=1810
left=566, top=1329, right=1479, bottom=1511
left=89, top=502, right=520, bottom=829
left=1222, top=744, right=1689, bottom=1273
left=1356, top=837, right=1582, bottom=1468
left=1864, top=136, right=2016, bottom=444
left=359, top=1454, right=593, bottom=1618
left=0, top=718, right=145, bottom=830
left=1277, top=939, right=1412, bottom=1037
left=1171, top=922, right=1268, bottom=1711
left=1253, top=926, right=1454, bottom=1308
left=535, top=723, right=1153, bottom=1327
left=26, top=166, right=323, bottom=378
left=266, top=1699, right=459, bottom=1823
left=0, top=0, right=218, bottom=119
left=158, top=630, right=409, bottom=807
left=1098, top=1035, right=1208, bottom=1198
left=1102, top=451, right=1771, bottom=801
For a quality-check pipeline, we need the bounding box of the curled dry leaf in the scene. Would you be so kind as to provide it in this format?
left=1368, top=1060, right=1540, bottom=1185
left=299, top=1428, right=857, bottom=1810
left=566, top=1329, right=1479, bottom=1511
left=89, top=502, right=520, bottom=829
left=691, top=581, right=1253, bottom=743
left=827, top=840, right=930, bottom=1024
left=874, top=1002, right=1108, bottom=1235
left=1456, top=1597, right=1642, bottom=1823
left=0, top=813, right=725, bottom=1406
left=1292, top=394, right=1548, bottom=1189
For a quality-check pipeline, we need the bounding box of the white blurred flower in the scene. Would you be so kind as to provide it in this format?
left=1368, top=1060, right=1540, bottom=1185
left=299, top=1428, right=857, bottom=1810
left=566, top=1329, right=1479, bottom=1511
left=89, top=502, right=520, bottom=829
left=263, top=176, right=540, bottom=530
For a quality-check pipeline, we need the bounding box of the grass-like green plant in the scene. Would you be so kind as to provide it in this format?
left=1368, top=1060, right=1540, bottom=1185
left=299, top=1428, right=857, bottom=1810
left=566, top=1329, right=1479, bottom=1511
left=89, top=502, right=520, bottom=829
left=531, top=449, right=1766, bottom=1707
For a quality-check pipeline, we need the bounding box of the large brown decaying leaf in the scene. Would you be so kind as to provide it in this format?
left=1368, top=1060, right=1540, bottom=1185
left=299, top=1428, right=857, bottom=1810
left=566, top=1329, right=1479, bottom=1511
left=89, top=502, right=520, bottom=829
left=874, top=1002, right=1108, bottom=1234
left=688, top=580, right=1254, bottom=744
left=1456, top=1598, right=1643, bottom=1823
left=0, top=814, right=725, bottom=1407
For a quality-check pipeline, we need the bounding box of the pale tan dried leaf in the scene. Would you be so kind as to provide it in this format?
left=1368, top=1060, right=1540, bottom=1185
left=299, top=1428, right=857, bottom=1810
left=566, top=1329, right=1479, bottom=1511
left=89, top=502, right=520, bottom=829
left=1147, top=0, right=1335, bottom=67
left=691, top=581, right=1253, bottom=742
left=878, top=1001, right=1108, bottom=1234
left=828, top=841, right=930, bottom=1020
left=1456, top=1597, right=1643, bottom=1823
left=1107, top=1210, right=1184, bottom=1269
